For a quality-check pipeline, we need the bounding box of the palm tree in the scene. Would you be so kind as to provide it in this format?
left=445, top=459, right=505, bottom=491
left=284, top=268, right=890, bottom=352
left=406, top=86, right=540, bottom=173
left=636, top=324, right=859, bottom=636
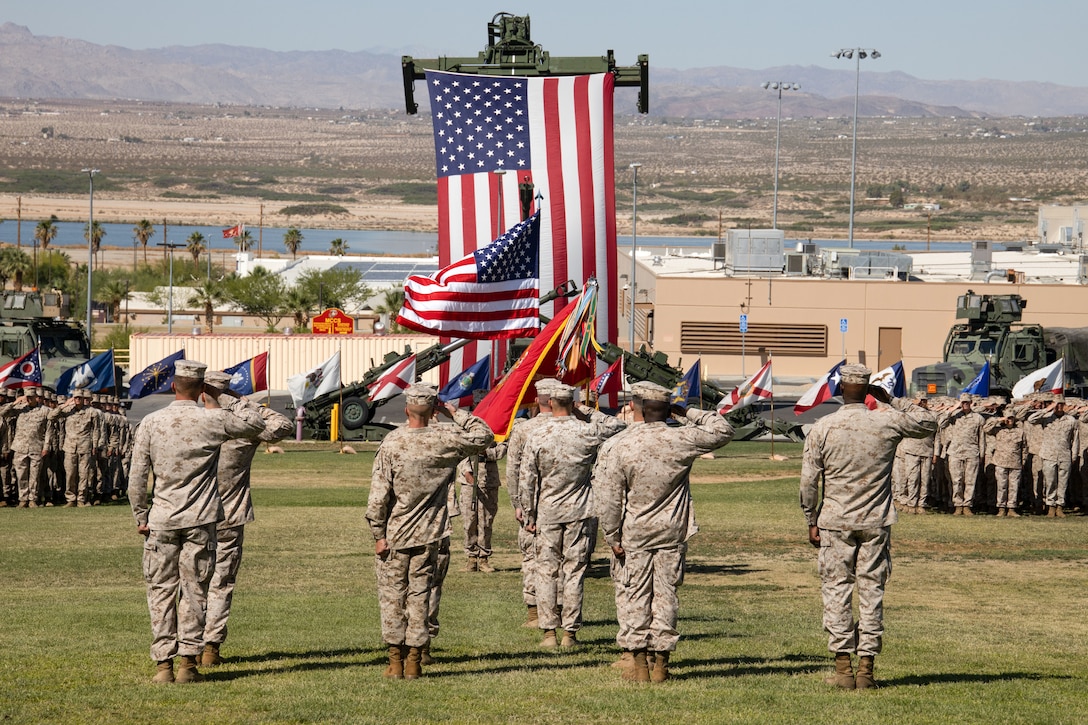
left=284, top=286, right=315, bottom=330
left=84, top=221, right=106, bottom=266
left=373, top=287, right=406, bottom=333
left=328, top=237, right=348, bottom=256
left=235, top=230, right=254, bottom=253
left=34, top=216, right=59, bottom=251
left=283, top=227, right=303, bottom=260
left=96, top=278, right=131, bottom=325
left=133, top=219, right=155, bottom=265
left=186, top=232, right=206, bottom=265
left=0, top=248, right=33, bottom=292
left=187, top=279, right=228, bottom=334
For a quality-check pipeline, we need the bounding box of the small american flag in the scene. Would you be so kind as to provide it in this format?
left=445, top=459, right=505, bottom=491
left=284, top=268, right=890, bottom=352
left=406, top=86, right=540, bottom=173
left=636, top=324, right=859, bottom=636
left=398, top=212, right=540, bottom=339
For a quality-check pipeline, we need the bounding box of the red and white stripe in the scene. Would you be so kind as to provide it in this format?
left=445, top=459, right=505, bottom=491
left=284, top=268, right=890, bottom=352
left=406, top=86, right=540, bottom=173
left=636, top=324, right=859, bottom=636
left=368, top=354, right=417, bottom=403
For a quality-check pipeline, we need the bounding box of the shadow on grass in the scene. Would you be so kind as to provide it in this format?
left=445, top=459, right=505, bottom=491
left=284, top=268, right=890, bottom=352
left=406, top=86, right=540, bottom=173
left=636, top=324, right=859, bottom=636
left=684, top=562, right=766, bottom=577
left=226, top=647, right=370, bottom=664
left=679, top=653, right=825, bottom=679
left=883, top=671, right=1070, bottom=687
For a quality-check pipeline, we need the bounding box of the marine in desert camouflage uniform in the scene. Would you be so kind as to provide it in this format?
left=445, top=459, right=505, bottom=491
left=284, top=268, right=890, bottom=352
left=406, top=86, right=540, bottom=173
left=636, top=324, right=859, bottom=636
left=458, top=439, right=507, bottom=573
left=366, top=384, right=493, bottom=680
left=939, top=393, right=987, bottom=515
left=983, top=410, right=1027, bottom=516
left=0, top=389, right=16, bottom=506
left=1027, top=396, right=1082, bottom=517
left=3, top=388, right=51, bottom=507
left=503, top=378, right=558, bottom=627
left=199, top=371, right=294, bottom=667
left=800, top=364, right=937, bottom=690
left=519, top=383, right=625, bottom=648
left=893, top=395, right=935, bottom=514
left=596, top=382, right=734, bottom=683
left=48, top=389, right=104, bottom=506
left=128, top=360, right=266, bottom=685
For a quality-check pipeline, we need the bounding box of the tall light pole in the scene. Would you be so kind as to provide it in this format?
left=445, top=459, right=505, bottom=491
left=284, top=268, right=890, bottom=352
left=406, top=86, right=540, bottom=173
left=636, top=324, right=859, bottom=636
left=628, top=163, right=642, bottom=353
left=761, top=82, right=800, bottom=229
left=157, top=242, right=184, bottom=334
left=833, top=48, right=880, bottom=248
left=81, top=168, right=99, bottom=346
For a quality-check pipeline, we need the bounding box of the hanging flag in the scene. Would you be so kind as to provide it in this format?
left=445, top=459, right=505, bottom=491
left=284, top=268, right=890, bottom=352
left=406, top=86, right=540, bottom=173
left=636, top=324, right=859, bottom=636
left=0, top=348, right=43, bottom=390
left=794, top=360, right=846, bottom=415
left=870, top=361, right=906, bottom=398
left=368, top=354, right=417, bottom=404
left=54, top=349, right=116, bottom=396
left=426, top=69, right=618, bottom=396
left=718, top=359, right=773, bottom=414
left=672, top=360, right=702, bottom=407
left=960, top=361, right=991, bottom=397
left=223, top=352, right=269, bottom=396
left=591, top=356, right=624, bottom=398
left=398, top=213, right=541, bottom=339
left=1012, top=358, right=1064, bottom=399
left=222, top=224, right=243, bottom=239
left=473, top=300, right=581, bottom=442
left=287, top=351, right=341, bottom=408
left=438, top=355, right=490, bottom=404
left=128, top=350, right=186, bottom=398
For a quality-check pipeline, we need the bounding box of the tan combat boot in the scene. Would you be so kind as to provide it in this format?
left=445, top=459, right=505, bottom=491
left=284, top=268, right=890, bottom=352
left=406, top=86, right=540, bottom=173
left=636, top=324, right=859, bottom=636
left=1055, top=506, right=1066, bottom=518
left=855, top=655, right=877, bottom=689
left=953, top=506, right=962, bottom=516
left=560, top=630, right=578, bottom=648
left=382, top=644, right=404, bottom=679
left=611, top=651, right=634, bottom=669
left=461, top=557, right=478, bottom=572
left=523, top=605, right=539, bottom=628
left=477, top=556, right=495, bottom=573
left=200, top=642, right=222, bottom=667
left=621, top=649, right=651, bottom=683
left=540, top=629, right=558, bottom=648
left=420, top=645, right=434, bottom=666
left=1046, top=506, right=1056, bottom=518
left=174, top=655, right=205, bottom=683
left=151, top=659, right=174, bottom=684
left=404, top=646, right=423, bottom=679
left=826, top=652, right=855, bottom=689
left=650, top=651, right=670, bottom=683
left=1006, top=508, right=1021, bottom=518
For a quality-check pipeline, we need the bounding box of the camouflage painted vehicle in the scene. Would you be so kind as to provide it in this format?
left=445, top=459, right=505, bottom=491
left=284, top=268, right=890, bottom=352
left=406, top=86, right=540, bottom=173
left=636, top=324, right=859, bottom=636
left=910, top=291, right=1088, bottom=397
left=0, top=291, right=90, bottom=389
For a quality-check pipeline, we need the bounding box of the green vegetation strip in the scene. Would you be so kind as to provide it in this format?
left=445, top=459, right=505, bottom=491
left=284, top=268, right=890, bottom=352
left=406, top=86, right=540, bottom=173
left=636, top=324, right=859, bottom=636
left=1, top=443, right=1086, bottom=724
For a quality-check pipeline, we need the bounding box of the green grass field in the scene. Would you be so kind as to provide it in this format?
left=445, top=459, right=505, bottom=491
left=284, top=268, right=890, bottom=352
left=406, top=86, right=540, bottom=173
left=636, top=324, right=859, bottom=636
left=2, top=443, right=1087, bottom=724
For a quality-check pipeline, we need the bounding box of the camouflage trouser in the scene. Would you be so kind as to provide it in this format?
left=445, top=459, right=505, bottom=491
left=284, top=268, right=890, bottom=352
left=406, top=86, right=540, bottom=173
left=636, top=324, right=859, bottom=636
left=375, top=541, right=438, bottom=647
left=818, top=527, right=891, bottom=657
left=65, top=449, right=96, bottom=505
left=891, top=455, right=906, bottom=504
left=143, top=523, right=217, bottom=661
left=948, top=456, right=979, bottom=508
left=615, top=544, right=686, bottom=653
left=460, top=483, right=499, bottom=558
left=900, top=453, right=932, bottom=508
left=204, top=525, right=245, bottom=645
left=995, top=466, right=1022, bottom=510
left=428, top=537, right=451, bottom=639
left=610, top=552, right=628, bottom=641
left=1029, top=454, right=1046, bottom=508
left=517, top=525, right=537, bottom=606
left=1041, top=458, right=1071, bottom=507
left=0, top=457, right=13, bottom=499
left=12, top=450, right=42, bottom=504
left=535, top=518, right=592, bottom=633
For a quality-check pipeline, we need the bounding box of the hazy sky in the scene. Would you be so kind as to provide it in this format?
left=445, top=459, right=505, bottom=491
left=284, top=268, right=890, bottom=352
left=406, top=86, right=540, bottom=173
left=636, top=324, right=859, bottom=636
left=6, top=0, right=1086, bottom=87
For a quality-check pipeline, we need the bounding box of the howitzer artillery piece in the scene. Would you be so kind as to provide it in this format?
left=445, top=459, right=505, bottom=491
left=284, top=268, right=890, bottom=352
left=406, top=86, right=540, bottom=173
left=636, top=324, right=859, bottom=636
left=597, top=344, right=806, bottom=442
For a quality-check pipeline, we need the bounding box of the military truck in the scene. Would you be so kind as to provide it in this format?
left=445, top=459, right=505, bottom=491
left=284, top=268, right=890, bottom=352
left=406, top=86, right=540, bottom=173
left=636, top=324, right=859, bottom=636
left=0, top=291, right=90, bottom=388
left=910, top=291, right=1088, bottom=397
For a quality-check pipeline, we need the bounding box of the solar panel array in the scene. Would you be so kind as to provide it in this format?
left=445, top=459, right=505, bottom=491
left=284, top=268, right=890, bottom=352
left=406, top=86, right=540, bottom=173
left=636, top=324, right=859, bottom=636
left=331, top=260, right=438, bottom=285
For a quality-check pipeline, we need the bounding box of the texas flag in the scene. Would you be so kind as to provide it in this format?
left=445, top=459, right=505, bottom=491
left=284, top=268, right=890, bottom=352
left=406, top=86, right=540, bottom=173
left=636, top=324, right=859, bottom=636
left=794, top=360, right=846, bottom=415
left=0, top=348, right=42, bottom=390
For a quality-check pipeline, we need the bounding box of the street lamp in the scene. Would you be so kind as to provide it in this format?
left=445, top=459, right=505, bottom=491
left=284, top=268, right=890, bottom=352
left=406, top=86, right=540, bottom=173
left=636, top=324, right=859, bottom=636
left=761, top=82, right=800, bottom=229
left=628, top=162, right=642, bottom=353
left=81, top=168, right=99, bottom=347
left=157, top=242, right=184, bottom=334
left=832, top=48, right=880, bottom=248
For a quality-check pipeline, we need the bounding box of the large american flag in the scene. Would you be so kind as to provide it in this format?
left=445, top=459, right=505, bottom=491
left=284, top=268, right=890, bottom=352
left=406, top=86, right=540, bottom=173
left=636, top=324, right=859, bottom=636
left=425, top=69, right=617, bottom=385
left=398, top=212, right=540, bottom=339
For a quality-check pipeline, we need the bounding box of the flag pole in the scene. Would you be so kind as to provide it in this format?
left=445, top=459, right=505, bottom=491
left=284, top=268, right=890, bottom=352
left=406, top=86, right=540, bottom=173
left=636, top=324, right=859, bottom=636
left=265, top=341, right=272, bottom=408
left=768, top=353, right=777, bottom=461
left=337, top=341, right=345, bottom=452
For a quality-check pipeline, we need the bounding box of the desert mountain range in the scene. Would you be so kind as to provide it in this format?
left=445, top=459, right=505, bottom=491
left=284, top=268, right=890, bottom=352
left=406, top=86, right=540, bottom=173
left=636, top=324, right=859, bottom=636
left=3, top=22, right=1087, bottom=118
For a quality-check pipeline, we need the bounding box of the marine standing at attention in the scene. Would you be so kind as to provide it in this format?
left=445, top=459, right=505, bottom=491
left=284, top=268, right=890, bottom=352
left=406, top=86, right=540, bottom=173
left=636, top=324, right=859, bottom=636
left=128, top=360, right=266, bottom=684
left=800, top=364, right=937, bottom=690
left=366, top=383, right=493, bottom=680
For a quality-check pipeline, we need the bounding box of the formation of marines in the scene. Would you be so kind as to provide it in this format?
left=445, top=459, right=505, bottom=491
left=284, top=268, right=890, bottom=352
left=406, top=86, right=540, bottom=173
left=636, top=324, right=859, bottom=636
left=894, top=391, right=1088, bottom=517
left=0, top=387, right=132, bottom=508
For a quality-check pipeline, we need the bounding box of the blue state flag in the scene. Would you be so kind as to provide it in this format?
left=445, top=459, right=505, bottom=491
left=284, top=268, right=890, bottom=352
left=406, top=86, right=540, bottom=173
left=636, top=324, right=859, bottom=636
left=128, top=350, right=186, bottom=399
left=438, top=355, right=490, bottom=403
left=672, top=360, right=703, bottom=407
left=961, top=361, right=991, bottom=397
left=55, top=349, right=116, bottom=396
left=871, top=361, right=906, bottom=399
left=223, top=352, right=268, bottom=396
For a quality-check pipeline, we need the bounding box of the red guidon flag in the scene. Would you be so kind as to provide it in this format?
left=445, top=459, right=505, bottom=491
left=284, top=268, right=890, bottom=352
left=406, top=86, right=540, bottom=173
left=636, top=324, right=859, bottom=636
left=222, top=224, right=243, bottom=239
left=591, top=356, right=624, bottom=398
left=368, top=354, right=417, bottom=404
left=718, top=359, right=773, bottom=414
